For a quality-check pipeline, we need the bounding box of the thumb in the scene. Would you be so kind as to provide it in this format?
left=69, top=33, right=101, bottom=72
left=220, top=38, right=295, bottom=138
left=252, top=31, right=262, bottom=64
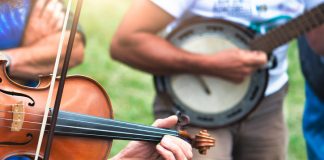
left=152, top=115, right=178, bottom=128
left=247, top=51, right=267, bottom=66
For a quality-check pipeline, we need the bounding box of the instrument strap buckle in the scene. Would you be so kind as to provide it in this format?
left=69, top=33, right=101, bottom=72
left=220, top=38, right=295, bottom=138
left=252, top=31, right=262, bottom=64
left=263, top=55, right=277, bottom=70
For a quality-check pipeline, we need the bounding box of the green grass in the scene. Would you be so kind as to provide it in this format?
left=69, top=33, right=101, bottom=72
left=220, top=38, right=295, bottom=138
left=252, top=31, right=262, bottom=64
left=286, top=42, right=307, bottom=160
left=68, top=1, right=308, bottom=159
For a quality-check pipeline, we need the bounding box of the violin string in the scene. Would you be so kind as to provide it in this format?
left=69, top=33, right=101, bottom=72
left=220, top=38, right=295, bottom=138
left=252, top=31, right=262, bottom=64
left=0, top=110, right=177, bottom=133
left=0, top=125, right=45, bottom=131
left=0, top=120, right=177, bottom=137
left=55, top=124, right=175, bottom=138
left=0, top=116, right=178, bottom=136
left=58, top=117, right=177, bottom=135
left=0, top=123, right=177, bottom=138
left=0, top=125, right=175, bottom=142
left=54, top=131, right=168, bottom=142
left=0, top=117, right=45, bottom=125
left=0, top=111, right=179, bottom=139
left=62, top=111, right=178, bottom=134
left=0, top=109, right=177, bottom=135
left=0, top=120, right=179, bottom=140
left=0, top=124, right=178, bottom=138
left=0, top=110, right=49, bottom=117
left=1, top=106, right=178, bottom=137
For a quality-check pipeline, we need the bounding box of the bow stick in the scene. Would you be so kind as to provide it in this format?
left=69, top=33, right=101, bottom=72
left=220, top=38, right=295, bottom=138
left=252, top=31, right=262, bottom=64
left=33, top=0, right=83, bottom=159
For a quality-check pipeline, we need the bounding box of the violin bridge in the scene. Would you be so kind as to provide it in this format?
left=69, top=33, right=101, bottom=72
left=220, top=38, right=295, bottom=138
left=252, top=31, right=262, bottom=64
left=11, top=101, right=25, bottom=132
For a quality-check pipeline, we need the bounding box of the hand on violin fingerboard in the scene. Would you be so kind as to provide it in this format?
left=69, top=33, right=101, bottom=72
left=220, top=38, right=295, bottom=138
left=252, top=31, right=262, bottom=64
left=111, top=116, right=193, bottom=160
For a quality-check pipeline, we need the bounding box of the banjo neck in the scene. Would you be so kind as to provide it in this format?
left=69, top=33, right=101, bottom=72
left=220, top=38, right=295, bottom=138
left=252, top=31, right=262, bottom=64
left=250, top=3, right=324, bottom=53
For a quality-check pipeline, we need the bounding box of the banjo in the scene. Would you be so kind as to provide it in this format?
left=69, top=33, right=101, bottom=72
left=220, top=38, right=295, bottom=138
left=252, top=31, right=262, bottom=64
left=154, top=3, right=324, bottom=128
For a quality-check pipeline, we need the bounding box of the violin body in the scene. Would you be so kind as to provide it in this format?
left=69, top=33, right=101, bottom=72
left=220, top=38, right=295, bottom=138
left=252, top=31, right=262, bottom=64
left=0, top=60, right=215, bottom=160
left=0, top=61, right=112, bottom=160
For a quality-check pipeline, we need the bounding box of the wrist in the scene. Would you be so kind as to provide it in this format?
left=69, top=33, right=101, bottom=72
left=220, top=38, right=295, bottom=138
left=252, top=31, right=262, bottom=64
left=183, top=54, right=219, bottom=75
left=180, top=53, right=205, bottom=73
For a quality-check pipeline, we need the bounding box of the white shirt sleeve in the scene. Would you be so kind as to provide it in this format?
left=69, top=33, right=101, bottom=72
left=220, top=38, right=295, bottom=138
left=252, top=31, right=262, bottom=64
left=151, top=0, right=196, bottom=18
left=303, top=0, right=324, bottom=10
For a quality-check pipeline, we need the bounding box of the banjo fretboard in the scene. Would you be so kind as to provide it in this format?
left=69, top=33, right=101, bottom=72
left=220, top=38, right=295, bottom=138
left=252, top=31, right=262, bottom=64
left=250, top=3, right=324, bottom=53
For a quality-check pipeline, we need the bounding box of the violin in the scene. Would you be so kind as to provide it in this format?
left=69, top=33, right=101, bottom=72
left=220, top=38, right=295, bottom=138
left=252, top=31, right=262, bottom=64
left=0, top=60, right=215, bottom=160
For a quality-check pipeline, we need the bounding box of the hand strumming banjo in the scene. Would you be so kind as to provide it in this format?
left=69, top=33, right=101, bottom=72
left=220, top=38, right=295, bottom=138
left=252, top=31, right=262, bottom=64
left=154, top=3, right=324, bottom=128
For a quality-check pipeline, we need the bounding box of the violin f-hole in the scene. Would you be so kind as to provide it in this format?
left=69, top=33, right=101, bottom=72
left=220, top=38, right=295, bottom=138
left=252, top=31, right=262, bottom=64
left=0, top=133, right=33, bottom=146
left=0, top=89, right=35, bottom=107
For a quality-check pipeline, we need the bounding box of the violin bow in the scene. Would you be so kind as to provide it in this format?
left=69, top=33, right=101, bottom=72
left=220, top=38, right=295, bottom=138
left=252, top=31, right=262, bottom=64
left=33, top=0, right=84, bottom=159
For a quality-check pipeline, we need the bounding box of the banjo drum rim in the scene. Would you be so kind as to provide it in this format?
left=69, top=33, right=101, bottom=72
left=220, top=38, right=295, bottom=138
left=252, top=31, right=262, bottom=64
left=154, top=18, right=269, bottom=128
left=166, top=17, right=256, bottom=41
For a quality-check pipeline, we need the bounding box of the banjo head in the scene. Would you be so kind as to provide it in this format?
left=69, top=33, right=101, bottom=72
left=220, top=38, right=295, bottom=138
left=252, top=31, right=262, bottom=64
left=154, top=19, right=268, bottom=128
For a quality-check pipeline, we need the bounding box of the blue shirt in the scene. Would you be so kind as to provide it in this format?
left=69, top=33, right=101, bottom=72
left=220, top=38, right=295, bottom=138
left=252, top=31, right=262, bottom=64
left=0, top=0, right=31, bottom=49
left=0, top=0, right=39, bottom=87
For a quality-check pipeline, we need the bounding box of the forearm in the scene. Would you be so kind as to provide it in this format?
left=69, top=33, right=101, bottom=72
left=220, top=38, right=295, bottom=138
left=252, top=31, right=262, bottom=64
left=6, top=31, right=84, bottom=79
left=110, top=32, right=208, bottom=76
left=111, top=31, right=267, bottom=82
left=306, top=24, right=324, bottom=55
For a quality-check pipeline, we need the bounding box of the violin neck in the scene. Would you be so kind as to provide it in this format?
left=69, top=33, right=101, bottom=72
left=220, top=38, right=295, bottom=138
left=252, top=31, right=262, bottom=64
left=53, top=111, right=180, bottom=142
